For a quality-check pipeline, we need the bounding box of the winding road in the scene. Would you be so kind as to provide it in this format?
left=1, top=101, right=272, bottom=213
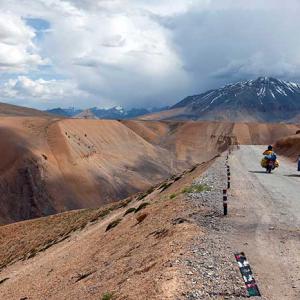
left=228, top=145, right=300, bottom=299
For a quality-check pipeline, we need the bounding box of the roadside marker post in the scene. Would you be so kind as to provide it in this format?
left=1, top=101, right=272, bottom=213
left=223, top=189, right=228, bottom=215
left=234, top=252, right=261, bottom=297
left=227, top=164, right=231, bottom=188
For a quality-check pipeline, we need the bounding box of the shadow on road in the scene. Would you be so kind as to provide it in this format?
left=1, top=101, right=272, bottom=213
left=284, top=174, right=300, bottom=178
left=249, top=170, right=268, bottom=174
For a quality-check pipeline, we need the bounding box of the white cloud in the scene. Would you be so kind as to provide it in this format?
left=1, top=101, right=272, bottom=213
left=0, top=12, right=47, bottom=72
left=1, top=0, right=300, bottom=109
left=0, top=76, right=87, bottom=108
left=164, top=0, right=300, bottom=92
left=17, top=0, right=189, bottom=107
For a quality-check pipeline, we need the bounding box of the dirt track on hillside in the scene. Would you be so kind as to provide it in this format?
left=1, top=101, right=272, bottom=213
left=177, top=147, right=299, bottom=299
left=227, top=146, right=300, bottom=299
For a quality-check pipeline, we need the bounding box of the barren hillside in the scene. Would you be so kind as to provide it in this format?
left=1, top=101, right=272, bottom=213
left=0, top=114, right=299, bottom=224
left=0, top=117, right=175, bottom=224
left=274, top=134, right=300, bottom=161
left=0, top=102, right=52, bottom=117
left=123, top=120, right=300, bottom=151
left=0, top=161, right=213, bottom=300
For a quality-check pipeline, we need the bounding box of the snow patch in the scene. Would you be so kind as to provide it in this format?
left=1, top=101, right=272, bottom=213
left=201, top=91, right=215, bottom=101
left=115, top=106, right=124, bottom=111
left=257, top=86, right=266, bottom=98
left=210, top=94, right=222, bottom=104
left=270, top=90, right=276, bottom=99
left=201, top=105, right=210, bottom=112
left=275, top=86, right=287, bottom=96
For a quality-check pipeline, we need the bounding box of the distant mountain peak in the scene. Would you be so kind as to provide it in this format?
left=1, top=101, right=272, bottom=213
left=159, top=77, right=300, bottom=122
left=114, top=105, right=124, bottom=111
left=75, top=109, right=98, bottom=119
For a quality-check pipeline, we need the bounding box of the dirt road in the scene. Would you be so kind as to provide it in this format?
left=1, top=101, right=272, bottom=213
left=228, top=145, right=300, bottom=299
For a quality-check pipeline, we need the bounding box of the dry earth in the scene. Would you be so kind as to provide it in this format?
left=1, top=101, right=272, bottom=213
left=0, top=137, right=299, bottom=299
left=274, top=134, right=300, bottom=161
left=0, top=117, right=174, bottom=224
left=0, top=160, right=215, bottom=300
left=2, top=110, right=298, bottom=225
left=0, top=102, right=51, bottom=117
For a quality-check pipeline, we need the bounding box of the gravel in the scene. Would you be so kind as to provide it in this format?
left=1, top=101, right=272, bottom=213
left=179, top=155, right=249, bottom=299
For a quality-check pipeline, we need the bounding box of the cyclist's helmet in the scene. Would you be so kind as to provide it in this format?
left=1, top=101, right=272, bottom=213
left=268, top=145, right=273, bottom=151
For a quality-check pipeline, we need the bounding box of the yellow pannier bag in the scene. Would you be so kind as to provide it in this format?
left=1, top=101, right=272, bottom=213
left=261, top=158, right=279, bottom=168
left=261, top=157, right=268, bottom=168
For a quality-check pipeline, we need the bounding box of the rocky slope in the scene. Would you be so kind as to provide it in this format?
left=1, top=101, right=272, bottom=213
left=0, top=157, right=258, bottom=300
left=1, top=143, right=299, bottom=299
left=0, top=161, right=213, bottom=299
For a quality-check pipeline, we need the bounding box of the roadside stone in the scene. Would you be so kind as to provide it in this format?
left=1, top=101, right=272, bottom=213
left=180, top=155, right=248, bottom=299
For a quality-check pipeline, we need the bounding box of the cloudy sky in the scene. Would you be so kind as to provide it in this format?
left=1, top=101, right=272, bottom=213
left=1, top=0, right=300, bottom=109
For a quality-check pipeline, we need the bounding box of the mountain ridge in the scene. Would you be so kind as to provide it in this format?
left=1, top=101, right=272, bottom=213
left=141, top=77, right=300, bottom=122
left=0, top=102, right=52, bottom=117
left=45, top=106, right=168, bottom=120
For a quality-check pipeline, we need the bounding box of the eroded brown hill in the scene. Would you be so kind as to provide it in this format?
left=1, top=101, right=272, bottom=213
left=123, top=120, right=300, bottom=151
left=0, top=116, right=299, bottom=224
left=274, top=133, right=300, bottom=161
left=0, top=117, right=174, bottom=224
left=0, top=161, right=212, bottom=300
left=0, top=102, right=51, bottom=117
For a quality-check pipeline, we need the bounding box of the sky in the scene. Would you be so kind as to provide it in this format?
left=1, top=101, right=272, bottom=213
left=1, top=0, right=300, bottom=110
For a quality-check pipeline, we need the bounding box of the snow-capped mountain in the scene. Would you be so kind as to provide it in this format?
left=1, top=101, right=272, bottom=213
left=89, top=106, right=157, bottom=119
left=46, top=106, right=167, bottom=119
left=168, top=77, right=300, bottom=122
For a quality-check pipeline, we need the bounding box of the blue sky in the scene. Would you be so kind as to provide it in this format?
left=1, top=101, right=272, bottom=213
left=25, top=18, right=50, bottom=31
left=0, top=0, right=300, bottom=110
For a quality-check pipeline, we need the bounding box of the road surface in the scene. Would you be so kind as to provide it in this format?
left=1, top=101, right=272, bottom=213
left=228, top=145, right=300, bottom=299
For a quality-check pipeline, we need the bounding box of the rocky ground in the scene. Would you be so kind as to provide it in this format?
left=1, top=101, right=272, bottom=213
left=179, top=155, right=264, bottom=299
left=2, top=146, right=296, bottom=299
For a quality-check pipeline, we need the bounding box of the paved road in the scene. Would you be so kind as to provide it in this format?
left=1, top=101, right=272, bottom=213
left=228, top=146, right=300, bottom=299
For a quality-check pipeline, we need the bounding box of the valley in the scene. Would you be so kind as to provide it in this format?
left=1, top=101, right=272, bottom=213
left=0, top=109, right=299, bottom=224
left=0, top=102, right=299, bottom=299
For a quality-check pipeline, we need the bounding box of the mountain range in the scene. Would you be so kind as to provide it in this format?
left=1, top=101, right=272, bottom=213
left=46, top=106, right=167, bottom=119
left=141, top=77, right=300, bottom=122
left=1, top=78, right=300, bottom=299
